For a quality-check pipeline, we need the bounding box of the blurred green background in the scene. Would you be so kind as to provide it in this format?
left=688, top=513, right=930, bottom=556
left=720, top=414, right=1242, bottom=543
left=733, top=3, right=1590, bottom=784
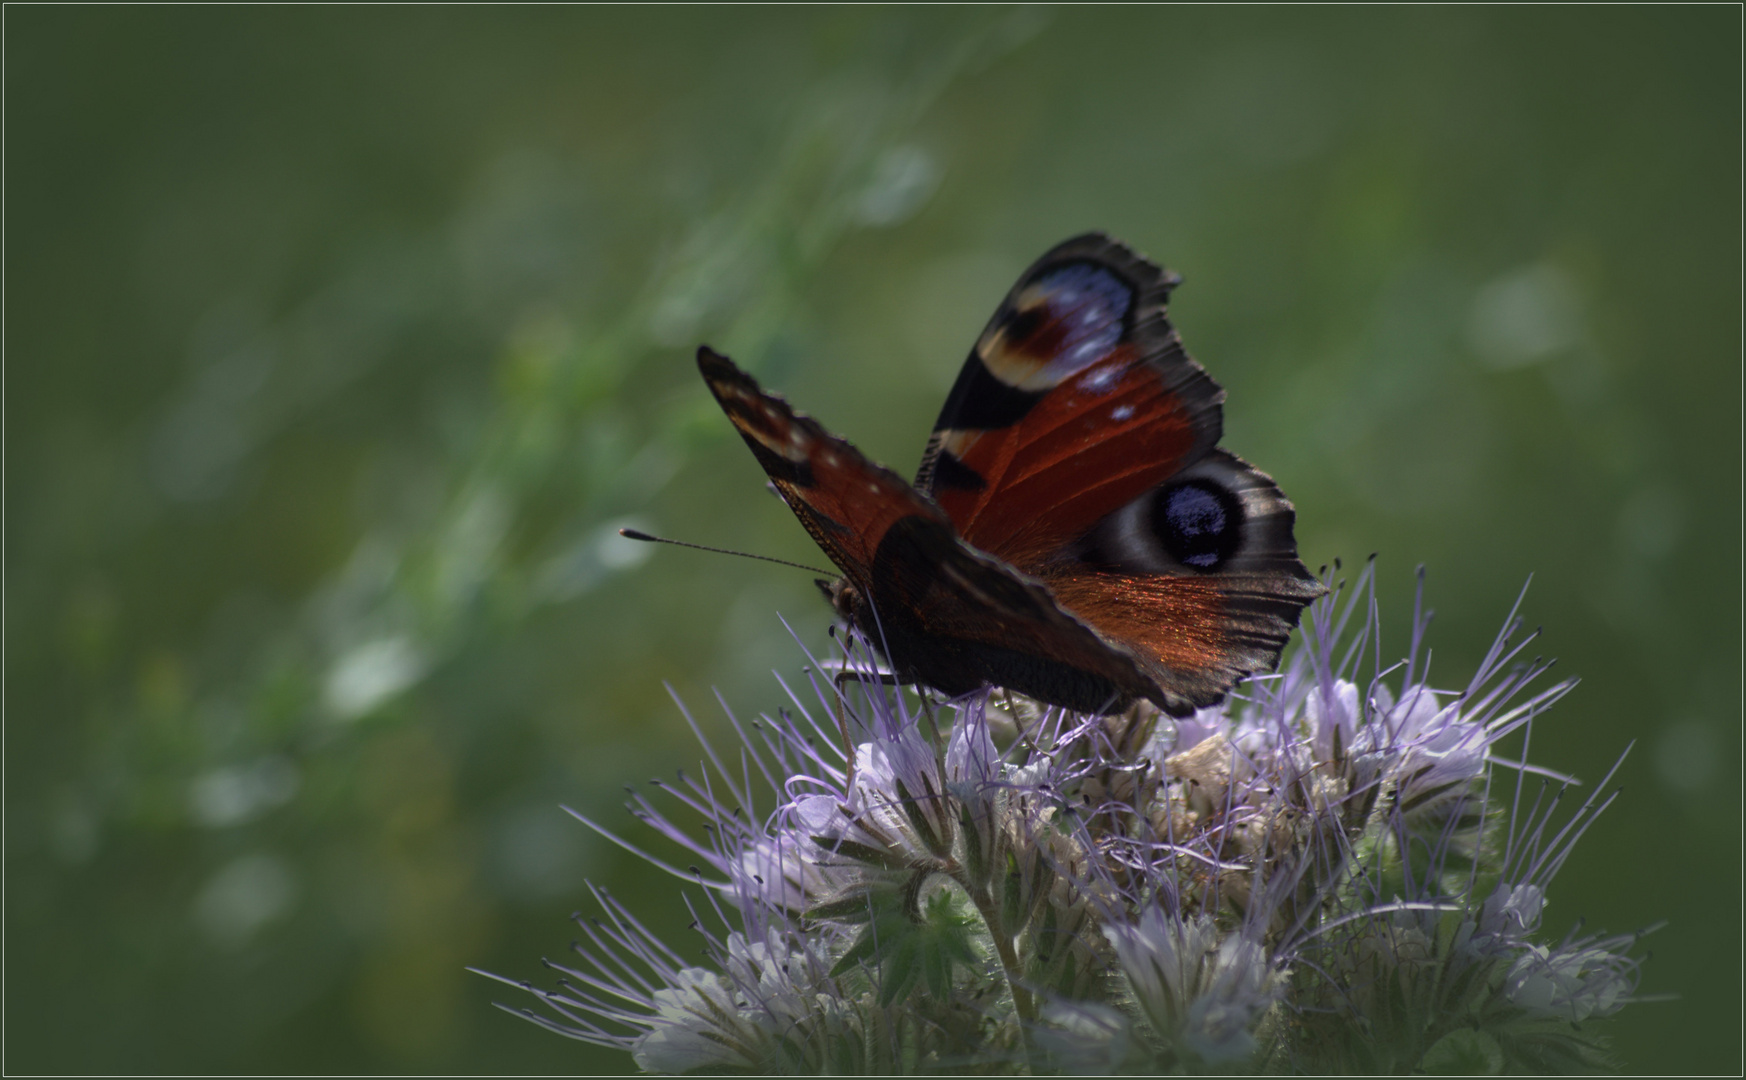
left=6, top=6, right=1738, bottom=1074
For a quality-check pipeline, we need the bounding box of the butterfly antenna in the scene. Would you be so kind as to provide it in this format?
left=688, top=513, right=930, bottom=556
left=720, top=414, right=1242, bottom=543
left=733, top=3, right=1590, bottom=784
left=617, top=528, right=835, bottom=577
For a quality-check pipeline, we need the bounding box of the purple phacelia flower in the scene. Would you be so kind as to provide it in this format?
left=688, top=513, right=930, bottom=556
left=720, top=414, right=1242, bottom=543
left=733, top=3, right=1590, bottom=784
left=478, top=561, right=1659, bottom=1074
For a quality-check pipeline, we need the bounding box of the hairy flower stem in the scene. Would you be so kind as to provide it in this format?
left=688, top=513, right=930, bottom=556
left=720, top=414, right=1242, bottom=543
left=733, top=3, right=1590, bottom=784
left=957, top=871, right=1040, bottom=1066
left=965, top=878, right=1034, bottom=1019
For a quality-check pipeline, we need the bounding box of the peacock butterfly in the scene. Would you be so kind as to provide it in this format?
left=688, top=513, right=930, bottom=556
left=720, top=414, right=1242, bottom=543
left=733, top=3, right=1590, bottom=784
left=698, top=233, right=1323, bottom=716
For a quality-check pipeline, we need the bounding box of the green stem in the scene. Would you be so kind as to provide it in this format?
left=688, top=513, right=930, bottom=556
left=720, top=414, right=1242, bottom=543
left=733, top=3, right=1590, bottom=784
left=959, top=875, right=1039, bottom=1067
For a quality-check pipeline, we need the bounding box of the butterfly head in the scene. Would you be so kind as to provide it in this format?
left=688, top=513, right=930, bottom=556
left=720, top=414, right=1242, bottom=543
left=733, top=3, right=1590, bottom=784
left=816, top=576, right=861, bottom=623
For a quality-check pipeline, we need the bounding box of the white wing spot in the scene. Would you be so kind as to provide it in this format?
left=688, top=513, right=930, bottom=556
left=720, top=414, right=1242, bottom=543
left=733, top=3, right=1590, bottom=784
left=1112, top=404, right=1135, bottom=421
left=1079, top=366, right=1120, bottom=394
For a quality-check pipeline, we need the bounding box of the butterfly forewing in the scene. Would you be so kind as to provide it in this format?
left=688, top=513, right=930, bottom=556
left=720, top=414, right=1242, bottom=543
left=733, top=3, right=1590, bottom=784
left=916, top=234, right=1224, bottom=567
left=696, top=346, right=943, bottom=594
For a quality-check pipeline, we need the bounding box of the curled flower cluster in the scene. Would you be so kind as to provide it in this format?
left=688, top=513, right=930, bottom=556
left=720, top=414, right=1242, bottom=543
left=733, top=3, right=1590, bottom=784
left=479, top=564, right=1655, bottom=1074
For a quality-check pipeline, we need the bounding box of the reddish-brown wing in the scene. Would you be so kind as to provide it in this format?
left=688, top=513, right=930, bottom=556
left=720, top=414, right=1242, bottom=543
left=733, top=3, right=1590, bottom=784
left=916, top=234, right=1224, bottom=570
left=697, top=346, right=938, bottom=590
left=1043, top=449, right=1326, bottom=711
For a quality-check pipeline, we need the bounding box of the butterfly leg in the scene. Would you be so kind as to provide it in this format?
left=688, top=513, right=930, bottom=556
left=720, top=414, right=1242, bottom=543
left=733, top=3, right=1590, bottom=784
left=828, top=667, right=914, bottom=745
left=829, top=666, right=957, bottom=794
left=831, top=667, right=909, bottom=694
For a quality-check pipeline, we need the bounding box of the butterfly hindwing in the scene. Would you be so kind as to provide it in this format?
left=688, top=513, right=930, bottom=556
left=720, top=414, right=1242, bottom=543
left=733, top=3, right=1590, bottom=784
left=841, top=512, right=1166, bottom=711
left=1048, top=449, right=1324, bottom=709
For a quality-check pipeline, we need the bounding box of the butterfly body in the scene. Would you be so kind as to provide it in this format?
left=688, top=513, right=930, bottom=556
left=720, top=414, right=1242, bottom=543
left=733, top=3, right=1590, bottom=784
left=700, top=234, right=1322, bottom=716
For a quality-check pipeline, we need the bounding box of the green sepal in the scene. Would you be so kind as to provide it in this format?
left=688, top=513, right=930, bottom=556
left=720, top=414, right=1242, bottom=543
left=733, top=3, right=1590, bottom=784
left=805, top=886, right=879, bottom=923
left=892, top=777, right=949, bottom=856
left=811, top=835, right=908, bottom=871
left=1399, top=777, right=1473, bottom=816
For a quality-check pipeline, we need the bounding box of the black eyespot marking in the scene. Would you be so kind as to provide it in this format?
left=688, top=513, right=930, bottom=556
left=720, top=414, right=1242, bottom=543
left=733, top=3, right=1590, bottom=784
left=1152, top=479, right=1243, bottom=570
